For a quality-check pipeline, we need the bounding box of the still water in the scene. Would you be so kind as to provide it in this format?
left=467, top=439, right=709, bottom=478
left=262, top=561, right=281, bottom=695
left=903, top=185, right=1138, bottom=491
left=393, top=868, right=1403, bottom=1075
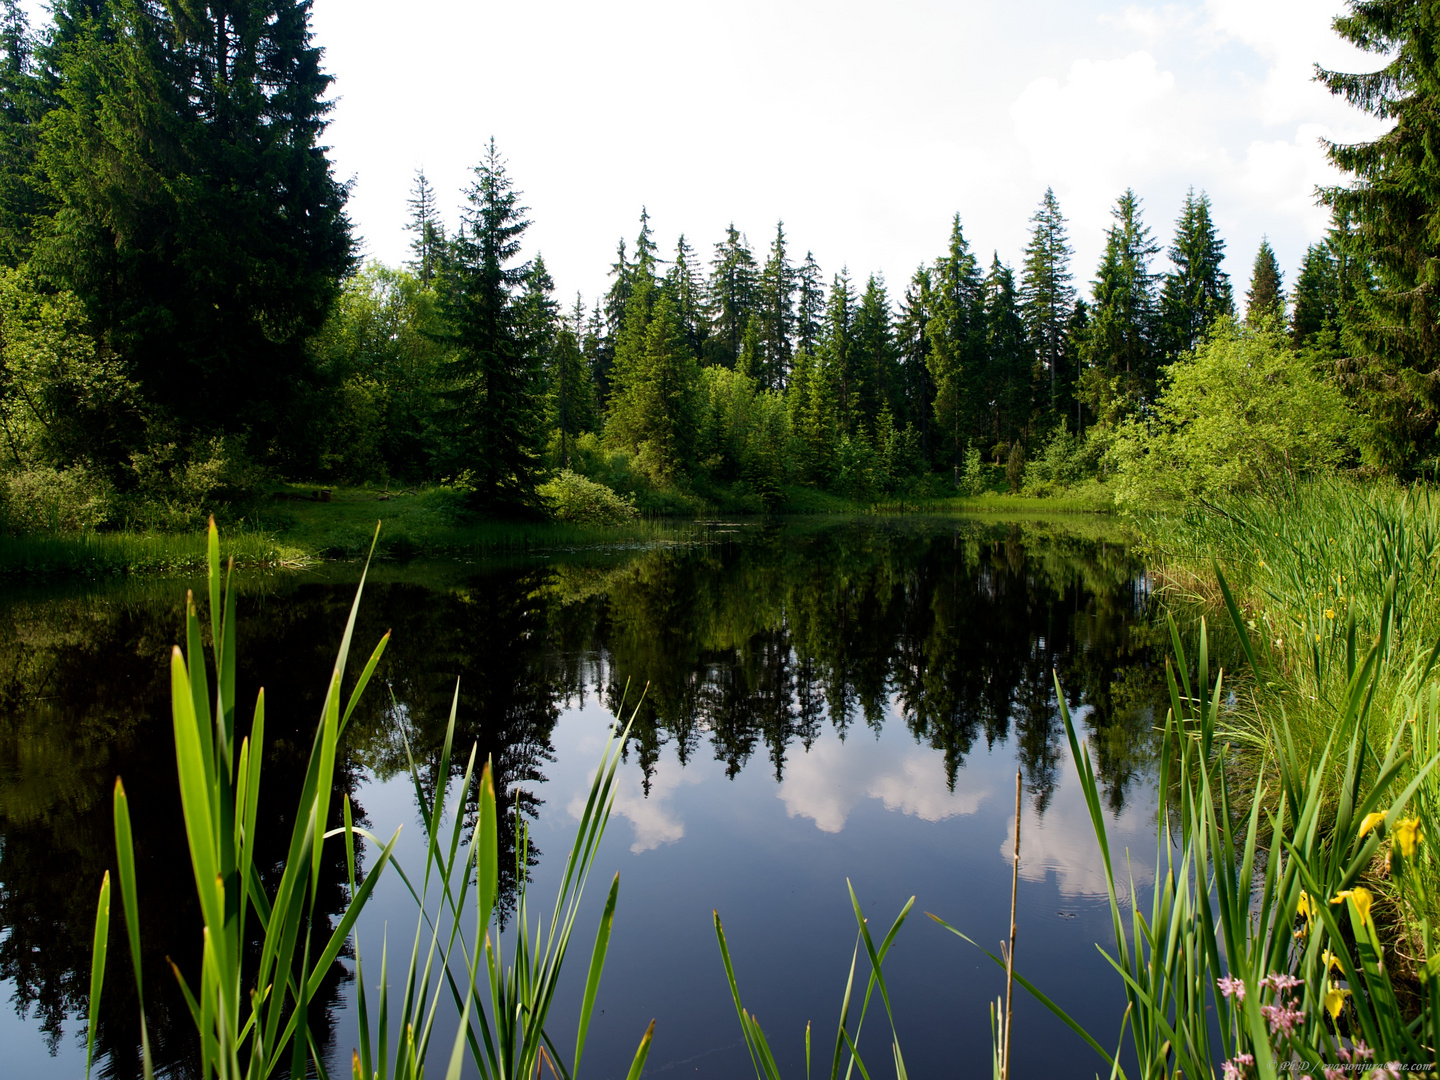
left=0, top=516, right=1167, bottom=1078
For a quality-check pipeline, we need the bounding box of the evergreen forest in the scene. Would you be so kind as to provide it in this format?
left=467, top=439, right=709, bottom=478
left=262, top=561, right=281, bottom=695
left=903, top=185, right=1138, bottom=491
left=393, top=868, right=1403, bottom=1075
left=0, top=0, right=1433, bottom=536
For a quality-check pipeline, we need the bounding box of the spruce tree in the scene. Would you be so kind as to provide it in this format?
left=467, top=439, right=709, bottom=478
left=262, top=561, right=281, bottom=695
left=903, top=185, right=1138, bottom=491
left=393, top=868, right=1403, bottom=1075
left=1291, top=241, right=1342, bottom=349
left=984, top=255, right=1033, bottom=445
left=633, top=206, right=660, bottom=276
left=435, top=138, right=542, bottom=510
left=757, top=221, right=796, bottom=390
left=851, top=273, right=898, bottom=430
left=0, top=0, right=42, bottom=267
left=896, top=265, right=934, bottom=458
left=29, top=0, right=355, bottom=457
left=548, top=294, right=596, bottom=466
left=1080, top=189, right=1160, bottom=421
left=1160, top=188, right=1232, bottom=356
left=1318, top=2, right=1440, bottom=466
left=706, top=224, right=758, bottom=368
left=797, top=251, right=825, bottom=355
left=406, top=168, right=446, bottom=286
left=926, top=215, right=985, bottom=479
left=1245, top=237, right=1285, bottom=325
left=666, top=234, right=707, bottom=359
left=1019, top=188, right=1075, bottom=413
left=821, top=269, right=857, bottom=433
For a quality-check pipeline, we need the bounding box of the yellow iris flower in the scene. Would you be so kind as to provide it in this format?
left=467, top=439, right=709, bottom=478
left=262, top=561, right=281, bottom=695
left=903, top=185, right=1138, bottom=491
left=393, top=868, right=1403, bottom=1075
left=1325, top=986, right=1351, bottom=1022
left=1331, top=887, right=1374, bottom=928
left=1358, top=811, right=1386, bottom=840
left=1394, top=817, right=1424, bottom=859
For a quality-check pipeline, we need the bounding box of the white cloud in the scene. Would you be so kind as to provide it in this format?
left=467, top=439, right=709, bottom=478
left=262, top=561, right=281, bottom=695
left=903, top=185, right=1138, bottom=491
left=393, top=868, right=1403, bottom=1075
left=567, top=750, right=702, bottom=854
left=777, top=729, right=988, bottom=834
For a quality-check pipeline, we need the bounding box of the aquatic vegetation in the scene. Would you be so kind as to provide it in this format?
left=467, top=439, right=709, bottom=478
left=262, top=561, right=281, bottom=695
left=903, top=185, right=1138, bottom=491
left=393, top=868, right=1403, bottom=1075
left=82, top=523, right=652, bottom=1079
left=939, top=603, right=1440, bottom=1078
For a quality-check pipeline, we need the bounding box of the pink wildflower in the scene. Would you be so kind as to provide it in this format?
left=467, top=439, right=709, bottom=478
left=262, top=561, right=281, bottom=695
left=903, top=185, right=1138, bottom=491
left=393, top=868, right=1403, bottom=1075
left=1352, top=1042, right=1374, bottom=1061
left=1260, top=1002, right=1305, bottom=1037
left=1217, top=975, right=1246, bottom=1000
left=1262, top=972, right=1303, bottom=994
left=1324, top=1069, right=1345, bottom=1080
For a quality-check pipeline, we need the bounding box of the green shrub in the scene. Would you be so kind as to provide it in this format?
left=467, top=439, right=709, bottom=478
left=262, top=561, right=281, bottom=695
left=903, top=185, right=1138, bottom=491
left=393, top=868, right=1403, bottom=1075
left=0, top=463, right=114, bottom=533
left=539, top=469, right=640, bottom=525
left=1021, top=425, right=1102, bottom=496
left=961, top=445, right=984, bottom=494
left=1108, top=318, right=1354, bottom=508
left=124, top=435, right=266, bottom=531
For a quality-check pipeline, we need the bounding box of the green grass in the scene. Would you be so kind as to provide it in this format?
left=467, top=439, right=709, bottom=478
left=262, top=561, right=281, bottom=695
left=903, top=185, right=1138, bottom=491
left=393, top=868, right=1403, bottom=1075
left=0, top=528, right=308, bottom=576
left=1139, top=475, right=1440, bottom=925
left=0, top=484, right=705, bottom=575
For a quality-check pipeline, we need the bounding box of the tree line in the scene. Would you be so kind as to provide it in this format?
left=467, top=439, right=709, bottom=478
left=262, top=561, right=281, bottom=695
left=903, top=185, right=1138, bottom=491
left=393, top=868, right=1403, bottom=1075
left=0, top=0, right=1433, bottom=530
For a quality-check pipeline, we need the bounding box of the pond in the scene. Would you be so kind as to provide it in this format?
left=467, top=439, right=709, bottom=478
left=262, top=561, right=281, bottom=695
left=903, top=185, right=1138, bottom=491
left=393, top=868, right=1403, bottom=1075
left=0, top=516, right=1167, bottom=1078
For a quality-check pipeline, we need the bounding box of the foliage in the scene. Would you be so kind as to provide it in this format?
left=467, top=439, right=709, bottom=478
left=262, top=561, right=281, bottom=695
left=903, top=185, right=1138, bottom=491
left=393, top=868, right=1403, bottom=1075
left=1159, top=188, right=1232, bottom=359
left=1020, top=425, right=1100, bottom=497
left=1, top=461, right=111, bottom=532
left=1109, top=319, right=1353, bottom=508
left=26, top=0, right=353, bottom=457
left=539, top=469, right=639, bottom=526
left=0, top=267, right=138, bottom=477
left=308, top=263, right=450, bottom=483
left=1319, top=1, right=1440, bottom=470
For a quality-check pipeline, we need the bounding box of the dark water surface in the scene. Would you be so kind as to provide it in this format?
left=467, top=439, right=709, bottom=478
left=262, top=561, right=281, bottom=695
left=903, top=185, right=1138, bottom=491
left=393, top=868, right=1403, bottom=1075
left=0, top=517, right=1168, bottom=1078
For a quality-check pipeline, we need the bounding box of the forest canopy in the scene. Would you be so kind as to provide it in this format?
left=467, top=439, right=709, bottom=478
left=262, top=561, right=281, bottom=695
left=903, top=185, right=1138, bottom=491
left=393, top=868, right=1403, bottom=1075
left=0, top=0, right=1431, bottom=533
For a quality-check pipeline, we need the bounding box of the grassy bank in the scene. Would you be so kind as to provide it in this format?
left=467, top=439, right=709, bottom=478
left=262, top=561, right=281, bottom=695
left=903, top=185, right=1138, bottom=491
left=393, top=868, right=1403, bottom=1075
left=0, top=478, right=1119, bottom=576
left=0, top=484, right=706, bottom=575
left=1139, top=477, right=1440, bottom=927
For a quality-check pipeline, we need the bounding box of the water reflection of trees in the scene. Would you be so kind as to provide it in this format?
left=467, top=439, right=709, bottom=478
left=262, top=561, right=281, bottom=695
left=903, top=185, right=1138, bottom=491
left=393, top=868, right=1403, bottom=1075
left=0, top=519, right=1163, bottom=1075
left=0, top=593, right=363, bottom=1079
left=566, top=522, right=1165, bottom=812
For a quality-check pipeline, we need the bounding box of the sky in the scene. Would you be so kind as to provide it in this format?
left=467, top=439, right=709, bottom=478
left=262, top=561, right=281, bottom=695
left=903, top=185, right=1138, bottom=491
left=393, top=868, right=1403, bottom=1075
left=24, top=0, right=1393, bottom=313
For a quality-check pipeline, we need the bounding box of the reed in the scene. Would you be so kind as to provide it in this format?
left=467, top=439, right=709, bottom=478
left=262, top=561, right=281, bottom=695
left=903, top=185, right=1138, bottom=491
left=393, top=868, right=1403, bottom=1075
left=937, top=596, right=1440, bottom=1078
left=83, top=521, right=653, bottom=1080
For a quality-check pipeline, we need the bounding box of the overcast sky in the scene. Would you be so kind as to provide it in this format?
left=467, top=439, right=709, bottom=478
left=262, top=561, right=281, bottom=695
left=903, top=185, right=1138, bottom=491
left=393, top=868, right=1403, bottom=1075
left=27, top=0, right=1393, bottom=312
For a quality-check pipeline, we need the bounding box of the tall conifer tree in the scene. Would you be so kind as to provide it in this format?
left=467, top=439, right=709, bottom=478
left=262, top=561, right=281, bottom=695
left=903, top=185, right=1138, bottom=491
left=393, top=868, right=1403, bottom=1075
left=1080, top=189, right=1160, bottom=420
left=896, top=266, right=934, bottom=456
left=1292, top=241, right=1342, bottom=349
left=1245, top=238, right=1285, bottom=325
left=29, top=0, right=354, bottom=453
left=926, top=215, right=985, bottom=478
left=796, top=251, right=825, bottom=355
left=435, top=139, right=541, bottom=509
left=1160, top=188, right=1232, bottom=356
left=984, top=255, right=1033, bottom=445
left=405, top=168, right=445, bottom=286
left=1319, top=2, right=1440, bottom=466
left=852, top=273, right=897, bottom=430
left=706, top=224, right=757, bottom=367
left=821, top=269, right=857, bottom=433
left=757, top=221, right=796, bottom=390
left=1019, top=188, right=1075, bottom=413
left=666, top=234, right=707, bottom=359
